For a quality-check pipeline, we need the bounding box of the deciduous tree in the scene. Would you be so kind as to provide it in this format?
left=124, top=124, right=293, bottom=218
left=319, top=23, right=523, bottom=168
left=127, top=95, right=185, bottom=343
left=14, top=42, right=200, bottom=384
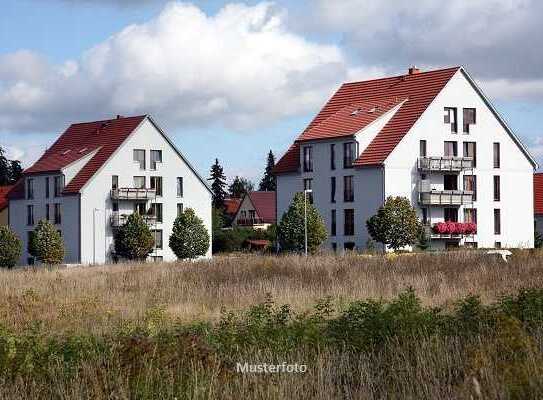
left=29, top=220, right=65, bottom=265
left=169, top=208, right=210, bottom=259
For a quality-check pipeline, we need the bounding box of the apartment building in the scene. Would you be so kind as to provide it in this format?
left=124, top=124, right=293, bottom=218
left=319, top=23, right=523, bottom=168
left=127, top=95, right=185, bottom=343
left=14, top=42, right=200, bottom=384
left=274, top=67, right=536, bottom=251
left=8, top=115, right=212, bottom=265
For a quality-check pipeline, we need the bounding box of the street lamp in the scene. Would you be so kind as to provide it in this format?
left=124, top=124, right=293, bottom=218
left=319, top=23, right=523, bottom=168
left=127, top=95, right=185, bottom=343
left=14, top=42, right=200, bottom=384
left=304, top=189, right=313, bottom=257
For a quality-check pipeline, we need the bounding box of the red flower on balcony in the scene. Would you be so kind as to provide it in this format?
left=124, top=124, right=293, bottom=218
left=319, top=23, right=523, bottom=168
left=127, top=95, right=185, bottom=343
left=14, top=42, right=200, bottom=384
left=432, top=222, right=477, bottom=235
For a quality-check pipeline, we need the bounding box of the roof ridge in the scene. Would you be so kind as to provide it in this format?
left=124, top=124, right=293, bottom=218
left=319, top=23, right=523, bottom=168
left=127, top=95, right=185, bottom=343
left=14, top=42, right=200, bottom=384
left=342, top=66, right=461, bottom=87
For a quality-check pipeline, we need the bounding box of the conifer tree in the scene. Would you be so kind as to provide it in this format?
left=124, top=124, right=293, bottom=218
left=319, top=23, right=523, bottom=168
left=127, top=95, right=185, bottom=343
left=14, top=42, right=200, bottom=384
left=209, top=158, right=228, bottom=209
left=259, top=150, right=276, bottom=191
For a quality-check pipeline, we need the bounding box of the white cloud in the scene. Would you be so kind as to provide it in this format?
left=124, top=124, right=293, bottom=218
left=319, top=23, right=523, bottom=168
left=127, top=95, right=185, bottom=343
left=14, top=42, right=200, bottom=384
left=0, top=2, right=376, bottom=133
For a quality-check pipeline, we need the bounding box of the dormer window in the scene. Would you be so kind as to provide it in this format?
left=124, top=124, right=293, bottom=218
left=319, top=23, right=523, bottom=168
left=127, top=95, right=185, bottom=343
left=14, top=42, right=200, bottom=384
left=444, top=107, right=457, bottom=133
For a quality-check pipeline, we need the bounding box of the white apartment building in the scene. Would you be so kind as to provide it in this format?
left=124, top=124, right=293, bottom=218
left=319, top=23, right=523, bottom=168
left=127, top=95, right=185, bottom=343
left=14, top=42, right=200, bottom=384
left=8, top=115, right=212, bottom=265
left=274, top=67, right=537, bottom=251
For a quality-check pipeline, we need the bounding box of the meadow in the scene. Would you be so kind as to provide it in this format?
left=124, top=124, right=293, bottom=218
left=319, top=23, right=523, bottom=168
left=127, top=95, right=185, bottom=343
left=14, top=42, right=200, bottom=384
left=1, top=251, right=543, bottom=399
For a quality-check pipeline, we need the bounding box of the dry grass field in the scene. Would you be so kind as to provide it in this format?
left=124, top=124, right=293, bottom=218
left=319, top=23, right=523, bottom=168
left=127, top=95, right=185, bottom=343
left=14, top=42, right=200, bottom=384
left=1, top=251, right=542, bottom=334
left=1, top=250, right=543, bottom=399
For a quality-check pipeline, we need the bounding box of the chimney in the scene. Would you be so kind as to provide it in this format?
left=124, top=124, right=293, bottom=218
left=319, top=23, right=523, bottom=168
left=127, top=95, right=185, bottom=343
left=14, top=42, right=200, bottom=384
left=408, top=66, right=421, bottom=75
left=116, top=114, right=124, bottom=119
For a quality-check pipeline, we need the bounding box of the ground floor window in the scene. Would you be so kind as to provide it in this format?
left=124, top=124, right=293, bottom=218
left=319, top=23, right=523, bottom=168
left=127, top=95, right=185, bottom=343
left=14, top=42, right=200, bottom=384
left=344, top=242, right=355, bottom=251
left=495, top=242, right=502, bottom=249
left=331, top=243, right=337, bottom=252
left=152, top=230, right=163, bottom=249
left=150, top=256, right=163, bottom=263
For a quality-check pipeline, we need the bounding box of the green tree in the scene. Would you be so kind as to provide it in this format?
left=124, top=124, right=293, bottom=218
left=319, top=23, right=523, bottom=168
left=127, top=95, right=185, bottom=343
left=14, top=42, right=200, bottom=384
left=9, top=160, right=23, bottom=183
left=278, top=192, right=327, bottom=253
left=169, top=208, right=210, bottom=259
left=209, top=158, right=228, bottom=209
left=259, top=150, right=276, bottom=191
left=0, top=147, right=10, bottom=186
left=29, top=220, right=65, bottom=265
left=114, top=213, right=155, bottom=261
left=229, top=176, right=254, bottom=198
left=0, top=226, right=22, bottom=268
left=366, top=196, right=422, bottom=251
left=416, top=227, right=430, bottom=251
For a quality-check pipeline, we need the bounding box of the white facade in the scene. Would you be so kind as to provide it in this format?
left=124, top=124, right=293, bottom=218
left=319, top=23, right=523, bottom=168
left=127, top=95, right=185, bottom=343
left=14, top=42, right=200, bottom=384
left=10, top=117, right=212, bottom=265
left=276, top=69, right=536, bottom=251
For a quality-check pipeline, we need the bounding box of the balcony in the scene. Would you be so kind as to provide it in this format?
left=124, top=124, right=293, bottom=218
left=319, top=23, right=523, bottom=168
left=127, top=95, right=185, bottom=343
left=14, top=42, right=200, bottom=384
left=110, top=212, right=158, bottom=228
left=418, top=156, right=473, bottom=172
left=418, top=181, right=473, bottom=206
left=110, top=187, right=156, bottom=200
left=424, top=222, right=476, bottom=239
left=236, top=217, right=266, bottom=226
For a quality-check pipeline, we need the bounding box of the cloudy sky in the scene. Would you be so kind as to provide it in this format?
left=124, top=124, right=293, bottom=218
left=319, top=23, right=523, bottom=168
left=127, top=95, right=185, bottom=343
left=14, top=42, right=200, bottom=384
left=1, top=0, right=543, bottom=182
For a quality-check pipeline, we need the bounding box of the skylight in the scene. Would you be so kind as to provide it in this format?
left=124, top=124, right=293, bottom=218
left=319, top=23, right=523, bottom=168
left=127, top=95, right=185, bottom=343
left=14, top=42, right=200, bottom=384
left=62, top=149, right=71, bottom=155
left=350, top=108, right=362, bottom=116
left=79, top=147, right=88, bottom=153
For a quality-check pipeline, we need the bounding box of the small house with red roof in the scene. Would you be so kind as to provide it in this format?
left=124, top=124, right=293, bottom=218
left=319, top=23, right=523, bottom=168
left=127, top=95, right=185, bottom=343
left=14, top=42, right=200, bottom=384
left=274, top=66, right=537, bottom=251
left=0, top=185, right=13, bottom=226
left=8, top=115, right=211, bottom=265
left=232, top=191, right=276, bottom=229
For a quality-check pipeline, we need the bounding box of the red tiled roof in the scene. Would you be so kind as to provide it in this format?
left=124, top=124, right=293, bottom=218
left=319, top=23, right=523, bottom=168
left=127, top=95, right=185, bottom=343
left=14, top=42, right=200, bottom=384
left=0, top=185, right=13, bottom=211
left=248, top=191, right=276, bottom=223
left=11, top=115, right=147, bottom=197
left=273, top=67, right=460, bottom=173
left=224, top=198, right=242, bottom=215
left=534, top=173, right=543, bottom=215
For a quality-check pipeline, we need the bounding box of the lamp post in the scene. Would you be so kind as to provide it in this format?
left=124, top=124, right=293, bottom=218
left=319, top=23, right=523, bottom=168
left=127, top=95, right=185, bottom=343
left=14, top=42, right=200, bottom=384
left=304, top=189, right=313, bottom=257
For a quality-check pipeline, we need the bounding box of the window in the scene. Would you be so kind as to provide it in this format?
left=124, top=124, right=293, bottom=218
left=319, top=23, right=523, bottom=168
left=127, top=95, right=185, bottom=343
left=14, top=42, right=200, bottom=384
left=444, top=141, right=458, bottom=157
left=464, top=242, right=478, bottom=249
left=248, top=210, right=256, bottom=220
left=344, top=176, right=354, bottom=202
left=177, top=203, right=184, bottom=217
left=45, top=177, right=50, bottom=198
left=112, top=175, right=119, bottom=190
left=27, top=178, right=34, bottom=199
left=444, top=208, right=458, bottom=222
left=27, top=205, right=34, bottom=226
left=134, top=176, right=145, bottom=189
left=150, top=176, right=163, bottom=196
left=152, top=230, right=163, bottom=249
left=54, top=204, right=61, bottom=224
left=27, top=232, right=33, bottom=252
left=463, top=175, right=477, bottom=201
left=133, top=149, right=146, bottom=170
left=419, top=140, right=427, bottom=157
left=303, top=146, right=313, bottom=172
left=331, top=243, right=337, bottom=252
left=151, top=203, right=163, bottom=223
left=494, top=209, right=501, bottom=235
left=330, top=144, right=336, bottom=170
left=27, top=257, right=35, bottom=266
left=444, top=175, right=458, bottom=190
left=331, top=210, right=336, bottom=236
left=495, top=242, right=502, bottom=249
left=57, top=230, right=62, bottom=237
left=177, top=177, right=183, bottom=197
left=421, top=208, right=428, bottom=225
left=464, top=208, right=477, bottom=224
left=46, top=204, right=50, bottom=221
left=463, top=142, right=476, bottom=167
left=330, top=177, right=336, bottom=203
left=134, top=202, right=146, bottom=215
left=344, top=242, right=356, bottom=251
left=344, top=209, right=354, bottom=236
left=343, top=142, right=357, bottom=168
left=303, top=178, right=313, bottom=203
left=150, top=256, right=163, bottom=263
left=150, top=150, right=162, bottom=170
left=493, top=142, right=500, bottom=168
left=463, top=108, right=476, bottom=133
left=54, top=176, right=64, bottom=197
left=493, top=176, right=501, bottom=201
left=444, top=107, right=458, bottom=133
left=112, top=202, right=119, bottom=212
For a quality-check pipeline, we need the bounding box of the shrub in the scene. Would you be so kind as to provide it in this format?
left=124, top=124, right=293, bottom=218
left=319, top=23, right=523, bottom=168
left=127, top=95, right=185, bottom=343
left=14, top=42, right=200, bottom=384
left=278, top=192, right=327, bottom=253
left=366, top=196, right=422, bottom=251
left=114, top=213, right=155, bottom=261
left=29, top=219, right=65, bottom=265
left=169, top=208, right=210, bottom=259
left=0, top=226, right=22, bottom=268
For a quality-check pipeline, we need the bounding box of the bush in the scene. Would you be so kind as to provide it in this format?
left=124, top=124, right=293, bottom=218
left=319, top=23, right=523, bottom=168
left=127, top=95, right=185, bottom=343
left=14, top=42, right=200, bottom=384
left=114, top=213, right=155, bottom=261
left=278, top=193, right=327, bottom=253
left=0, top=226, right=22, bottom=268
left=29, top=219, right=64, bottom=265
left=213, top=226, right=276, bottom=253
left=169, top=208, right=210, bottom=259
left=367, top=196, right=422, bottom=251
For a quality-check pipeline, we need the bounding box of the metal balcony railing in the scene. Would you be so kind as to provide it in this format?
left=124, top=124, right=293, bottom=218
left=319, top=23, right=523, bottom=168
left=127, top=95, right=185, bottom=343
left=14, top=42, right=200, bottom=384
left=418, top=156, right=473, bottom=172
left=236, top=217, right=266, bottom=226
left=418, top=181, right=473, bottom=205
left=110, top=188, right=157, bottom=200
left=110, top=212, right=157, bottom=227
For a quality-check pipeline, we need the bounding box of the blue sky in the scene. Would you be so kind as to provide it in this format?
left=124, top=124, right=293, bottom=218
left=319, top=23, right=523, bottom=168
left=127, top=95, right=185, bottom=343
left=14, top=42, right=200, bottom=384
left=1, top=0, right=543, bottom=183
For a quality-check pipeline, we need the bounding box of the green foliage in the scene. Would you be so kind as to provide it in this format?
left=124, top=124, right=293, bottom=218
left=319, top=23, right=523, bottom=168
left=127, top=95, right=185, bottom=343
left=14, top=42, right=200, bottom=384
left=29, top=220, right=65, bottom=265
left=258, top=150, right=276, bottom=191
left=114, top=213, right=154, bottom=261
left=367, top=196, right=422, bottom=251
left=278, top=192, right=327, bottom=253
left=169, top=208, right=210, bottom=259
left=209, top=158, right=228, bottom=209
left=535, top=230, right=543, bottom=248
left=0, top=146, right=22, bottom=185
left=0, top=226, right=22, bottom=268
left=212, top=226, right=273, bottom=253
left=228, top=176, right=254, bottom=199
left=416, top=227, right=430, bottom=251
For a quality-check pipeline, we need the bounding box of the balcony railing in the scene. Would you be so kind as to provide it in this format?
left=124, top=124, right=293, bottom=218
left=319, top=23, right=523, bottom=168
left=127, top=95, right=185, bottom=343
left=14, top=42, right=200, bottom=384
left=418, top=156, right=473, bottom=172
left=424, top=222, right=477, bottom=239
left=418, top=181, right=474, bottom=205
left=236, top=217, right=266, bottom=226
left=110, top=187, right=156, bottom=200
left=110, top=212, right=157, bottom=227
